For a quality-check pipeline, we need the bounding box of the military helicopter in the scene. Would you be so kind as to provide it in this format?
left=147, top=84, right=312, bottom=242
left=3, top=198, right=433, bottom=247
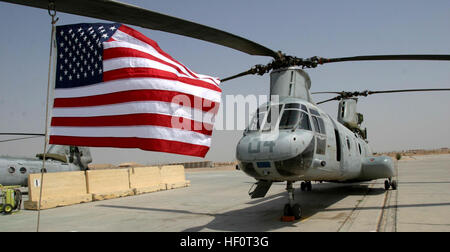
left=0, top=134, right=92, bottom=186
left=236, top=84, right=450, bottom=218
left=1, top=0, right=449, bottom=219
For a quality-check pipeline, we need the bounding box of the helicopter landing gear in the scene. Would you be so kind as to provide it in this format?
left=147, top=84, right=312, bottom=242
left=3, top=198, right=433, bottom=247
left=283, top=181, right=302, bottom=220
left=300, top=181, right=312, bottom=192
left=384, top=178, right=398, bottom=190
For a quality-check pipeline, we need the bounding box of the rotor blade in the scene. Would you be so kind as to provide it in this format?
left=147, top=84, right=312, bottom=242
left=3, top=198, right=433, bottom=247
left=314, top=88, right=450, bottom=97
left=314, top=88, right=450, bottom=104
left=319, top=54, right=450, bottom=64
left=221, top=63, right=272, bottom=82
left=0, top=135, right=43, bottom=143
left=0, top=0, right=279, bottom=58
left=311, top=91, right=343, bottom=95
left=220, top=68, right=264, bottom=83
left=367, top=88, right=450, bottom=95
left=221, top=70, right=254, bottom=83
left=316, top=96, right=341, bottom=105
left=0, top=133, right=45, bottom=136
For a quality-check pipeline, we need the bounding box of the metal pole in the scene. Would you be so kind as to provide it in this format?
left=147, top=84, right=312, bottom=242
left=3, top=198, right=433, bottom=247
left=36, top=0, right=58, bottom=232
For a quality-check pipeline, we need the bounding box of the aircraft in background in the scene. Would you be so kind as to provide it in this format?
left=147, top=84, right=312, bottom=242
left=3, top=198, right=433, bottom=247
left=0, top=144, right=92, bottom=186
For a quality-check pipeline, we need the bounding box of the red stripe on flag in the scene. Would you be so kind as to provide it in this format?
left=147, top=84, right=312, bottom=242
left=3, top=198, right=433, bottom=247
left=51, top=113, right=213, bottom=136
left=53, top=89, right=220, bottom=114
left=103, top=67, right=222, bottom=92
left=118, top=25, right=201, bottom=80
left=49, top=136, right=210, bottom=157
left=103, top=47, right=187, bottom=77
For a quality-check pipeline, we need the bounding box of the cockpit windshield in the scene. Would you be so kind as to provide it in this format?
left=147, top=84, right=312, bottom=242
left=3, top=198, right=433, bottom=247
left=248, top=112, right=265, bottom=131
left=247, top=104, right=282, bottom=132
left=262, top=105, right=283, bottom=131
left=248, top=106, right=268, bottom=131
left=247, top=103, right=312, bottom=132
left=279, top=109, right=311, bottom=130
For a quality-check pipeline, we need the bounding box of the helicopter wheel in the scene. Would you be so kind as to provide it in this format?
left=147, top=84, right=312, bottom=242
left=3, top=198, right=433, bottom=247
left=384, top=180, right=391, bottom=190
left=391, top=180, right=398, bottom=190
left=284, top=204, right=292, bottom=216
left=282, top=181, right=302, bottom=220
left=292, top=204, right=302, bottom=220
left=306, top=181, right=312, bottom=192
left=283, top=203, right=302, bottom=220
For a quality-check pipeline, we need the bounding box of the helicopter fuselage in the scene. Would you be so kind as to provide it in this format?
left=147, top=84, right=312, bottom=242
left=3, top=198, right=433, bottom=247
left=237, top=97, right=395, bottom=183
left=0, top=145, right=92, bottom=186
left=0, top=157, right=81, bottom=186
left=236, top=69, right=395, bottom=185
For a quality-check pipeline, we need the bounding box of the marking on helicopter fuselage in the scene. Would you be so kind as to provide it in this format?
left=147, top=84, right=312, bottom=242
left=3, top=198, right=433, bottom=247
left=248, top=141, right=275, bottom=153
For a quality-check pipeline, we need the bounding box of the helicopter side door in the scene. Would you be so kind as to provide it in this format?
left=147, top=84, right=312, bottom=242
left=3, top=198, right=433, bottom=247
left=307, top=108, right=342, bottom=179
left=308, top=108, right=326, bottom=155
left=328, top=116, right=345, bottom=177
left=308, top=108, right=333, bottom=178
left=338, top=126, right=363, bottom=180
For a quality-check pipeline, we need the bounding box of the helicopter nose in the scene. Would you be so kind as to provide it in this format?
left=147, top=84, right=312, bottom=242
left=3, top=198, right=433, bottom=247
left=236, top=131, right=314, bottom=161
left=274, top=133, right=315, bottom=177
left=236, top=131, right=315, bottom=179
left=290, top=132, right=314, bottom=156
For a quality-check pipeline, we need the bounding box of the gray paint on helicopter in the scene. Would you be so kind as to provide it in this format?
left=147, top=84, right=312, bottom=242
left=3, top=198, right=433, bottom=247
left=0, top=145, right=92, bottom=186
left=237, top=68, right=394, bottom=185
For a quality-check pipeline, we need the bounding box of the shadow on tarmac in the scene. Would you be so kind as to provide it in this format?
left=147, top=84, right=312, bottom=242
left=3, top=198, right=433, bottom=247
left=99, top=182, right=386, bottom=232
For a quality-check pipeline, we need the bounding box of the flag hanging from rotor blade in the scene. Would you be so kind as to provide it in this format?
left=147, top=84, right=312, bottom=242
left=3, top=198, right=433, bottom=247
left=49, top=23, right=221, bottom=157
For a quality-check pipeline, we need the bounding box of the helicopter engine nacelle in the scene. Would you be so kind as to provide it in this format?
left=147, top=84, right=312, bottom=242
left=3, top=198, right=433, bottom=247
left=270, top=67, right=313, bottom=102
left=337, top=98, right=362, bottom=128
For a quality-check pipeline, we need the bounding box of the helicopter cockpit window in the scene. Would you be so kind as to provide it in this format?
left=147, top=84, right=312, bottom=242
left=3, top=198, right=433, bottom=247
left=284, top=103, right=308, bottom=112
left=279, top=110, right=311, bottom=130
left=317, top=117, right=326, bottom=134
left=284, top=103, right=300, bottom=109
left=312, top=116, right=326, bottom=134
left=248, top=109, right=267, bottom=132
left=309, top=108, right=320, bottom=116
left=301, top=104, right=308, bottom=112
left=312, top=116, right=320, bottom=133
left=262, top=105, right=283, bottom=131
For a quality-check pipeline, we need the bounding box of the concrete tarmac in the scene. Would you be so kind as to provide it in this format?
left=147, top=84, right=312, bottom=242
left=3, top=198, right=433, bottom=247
left=1, top=154, right=449, bottom=232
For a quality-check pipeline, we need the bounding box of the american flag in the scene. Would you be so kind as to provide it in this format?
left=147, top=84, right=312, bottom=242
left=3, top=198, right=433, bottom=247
left=49, top=23, right=221, bottom=157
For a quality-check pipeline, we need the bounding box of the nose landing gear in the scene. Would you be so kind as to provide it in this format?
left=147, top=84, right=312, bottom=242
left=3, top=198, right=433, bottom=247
left=282, top=181, right=302, bottom=220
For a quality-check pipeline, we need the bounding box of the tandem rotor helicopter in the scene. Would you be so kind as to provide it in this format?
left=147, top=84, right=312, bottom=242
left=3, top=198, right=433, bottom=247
left=1, top=0, right=449, bottom=219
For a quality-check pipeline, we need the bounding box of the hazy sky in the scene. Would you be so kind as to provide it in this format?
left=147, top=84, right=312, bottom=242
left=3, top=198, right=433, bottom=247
left=0, top=0, right=449, bottom=165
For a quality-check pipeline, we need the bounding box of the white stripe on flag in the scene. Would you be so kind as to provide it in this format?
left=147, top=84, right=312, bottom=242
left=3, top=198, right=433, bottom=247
left=53, top=78, right=222, bottom=102
left=107, top=30, right=220, bottom=86
left=103, top=57, right=180, bottom=74
left=50, top=125, right=211, bottom=146
left=109, top=30, right=196, bottom=79
left=52, top=100, right=216, bottom=124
